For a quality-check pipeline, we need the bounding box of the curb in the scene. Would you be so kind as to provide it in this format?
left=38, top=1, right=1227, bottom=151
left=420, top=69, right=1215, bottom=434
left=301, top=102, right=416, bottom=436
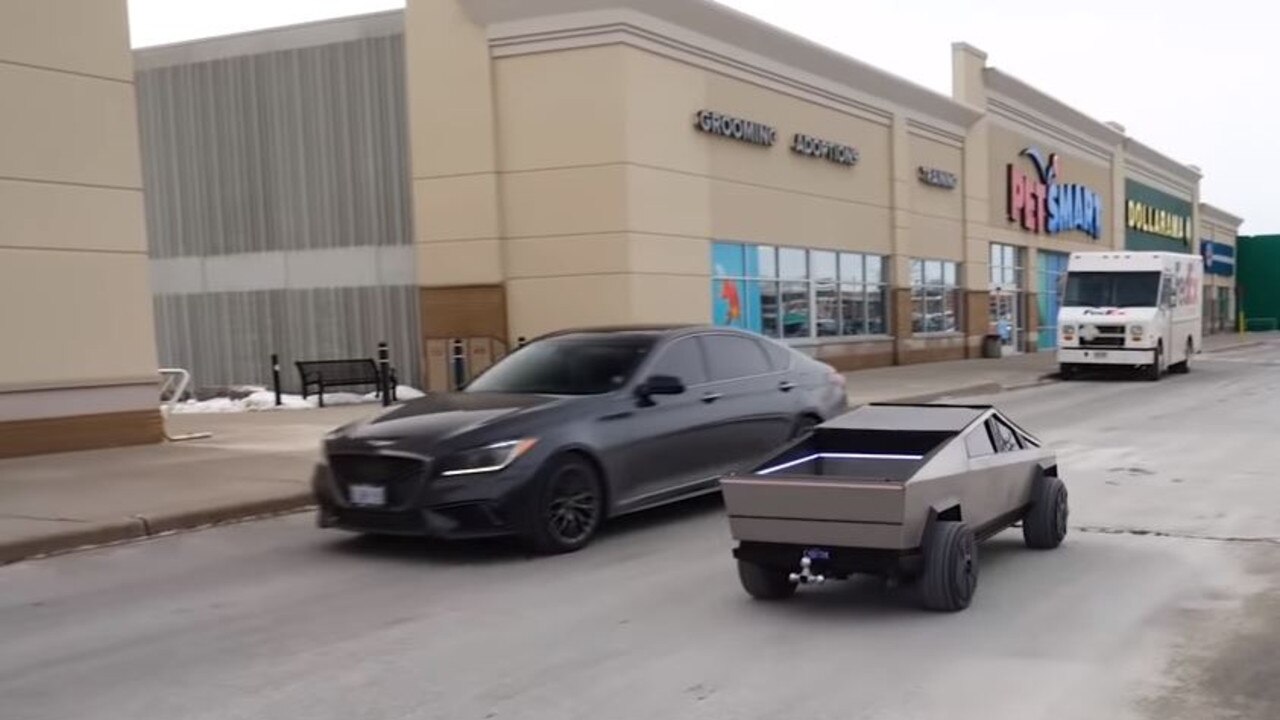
left=0, top=491, right=314, bottom=566
left=874, top=373, right=1061, bottom=406
left=886, top=382, right=1004, bottom=405
left=1202, top=340, right=1268, bottom=355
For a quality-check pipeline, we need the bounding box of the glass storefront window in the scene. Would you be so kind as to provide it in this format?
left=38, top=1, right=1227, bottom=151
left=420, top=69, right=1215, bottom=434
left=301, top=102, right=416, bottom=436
left=781, top=281, right=810, bottom=338
left=840, top=253, right=864, bottom=283
left=779, top=248, right=807, bottom=280
left=755, top=246, right=777, bottom=279
left=711, top=242, right=889, bottom=341
left=910, top=258, right=961, bottom=334
left=989, top=243, right=1026, bottom=353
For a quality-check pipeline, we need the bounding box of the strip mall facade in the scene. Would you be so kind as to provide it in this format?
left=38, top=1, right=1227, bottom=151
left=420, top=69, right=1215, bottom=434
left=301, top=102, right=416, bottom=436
left=0, top=0, right=1246, bottom=456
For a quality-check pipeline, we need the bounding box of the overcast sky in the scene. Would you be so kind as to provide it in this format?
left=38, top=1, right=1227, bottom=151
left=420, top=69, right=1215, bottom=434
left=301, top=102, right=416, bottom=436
left=128, top=0, right=1272, bottom=232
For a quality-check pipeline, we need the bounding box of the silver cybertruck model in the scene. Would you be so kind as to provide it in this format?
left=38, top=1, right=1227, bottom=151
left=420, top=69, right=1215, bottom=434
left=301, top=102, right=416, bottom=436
left=721, top=403, right=1067, bottom=612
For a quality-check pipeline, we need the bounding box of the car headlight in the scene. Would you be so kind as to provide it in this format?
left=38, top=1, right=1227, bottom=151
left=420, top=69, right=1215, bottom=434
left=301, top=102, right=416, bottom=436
left=439, top=439, right=538, bottom=477
left=1061, top=324, right=1076, bottom=339
left=1130, top=325, right=1145, bottom=341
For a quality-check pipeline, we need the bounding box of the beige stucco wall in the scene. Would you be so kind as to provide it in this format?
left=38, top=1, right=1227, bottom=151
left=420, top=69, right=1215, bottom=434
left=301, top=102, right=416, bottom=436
left=405, top=0, right=502, bottom=287
left=905, top=131, right=964, bottom=262
left=0, top=0, right=158, bottom=419
left=490, top=41, right=900, bottom=338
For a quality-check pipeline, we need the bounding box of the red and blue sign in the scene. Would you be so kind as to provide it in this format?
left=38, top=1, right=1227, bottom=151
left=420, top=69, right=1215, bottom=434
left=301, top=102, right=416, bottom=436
left=1202, top=240, right=1235, bottom=277
left=1007, top=147, right=1102, bottom=240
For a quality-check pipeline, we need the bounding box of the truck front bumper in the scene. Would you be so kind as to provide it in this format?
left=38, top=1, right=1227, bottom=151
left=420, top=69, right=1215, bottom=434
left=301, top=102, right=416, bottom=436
left=1059, top=348, right=1155, bottom=366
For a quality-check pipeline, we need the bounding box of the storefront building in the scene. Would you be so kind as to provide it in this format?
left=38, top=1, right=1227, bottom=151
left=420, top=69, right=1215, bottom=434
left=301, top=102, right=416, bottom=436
left=129, top=0, right=1244, bottom=400
left=3, top=0, right=1255, bottom=457
left=953, top=44, right=1123, bottom=355
left=127, top=0, right=1241, bottom=395
left=1200, top=204, right=1243, bottom=333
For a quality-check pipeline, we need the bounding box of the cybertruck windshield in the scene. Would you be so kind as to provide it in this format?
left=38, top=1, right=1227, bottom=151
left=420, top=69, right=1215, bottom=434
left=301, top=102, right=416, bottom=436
left=1063, top=271, right=1160, bottom=308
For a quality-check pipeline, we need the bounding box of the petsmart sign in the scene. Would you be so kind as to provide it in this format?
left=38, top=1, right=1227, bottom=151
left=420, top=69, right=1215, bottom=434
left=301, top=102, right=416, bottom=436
left=1006, top=148, right=1103, bottom=240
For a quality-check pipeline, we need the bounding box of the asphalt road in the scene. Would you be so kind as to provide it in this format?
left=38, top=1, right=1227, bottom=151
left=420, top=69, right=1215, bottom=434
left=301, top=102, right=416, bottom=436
left=3, top=343, right=1279, bottom=720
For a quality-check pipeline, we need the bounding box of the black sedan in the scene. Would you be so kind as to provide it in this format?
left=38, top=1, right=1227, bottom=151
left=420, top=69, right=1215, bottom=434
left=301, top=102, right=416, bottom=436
left=313, top=326, right=849, bottom=553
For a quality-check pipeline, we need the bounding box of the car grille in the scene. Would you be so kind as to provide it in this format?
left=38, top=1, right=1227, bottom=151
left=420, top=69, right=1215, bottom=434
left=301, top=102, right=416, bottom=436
left=328, top=454, right=427, bottom=509
left=1079, top=336, right=1126, bottom=348
left=332, top=508, right=428, bottom=534
left=1095, top=325, right=1125, bottom=334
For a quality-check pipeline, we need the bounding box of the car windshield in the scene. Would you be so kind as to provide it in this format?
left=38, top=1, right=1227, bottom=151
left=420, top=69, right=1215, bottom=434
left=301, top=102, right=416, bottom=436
left=464, top=336, right=655, bottom=395
left=1062, top=271, right=1160, bottom=308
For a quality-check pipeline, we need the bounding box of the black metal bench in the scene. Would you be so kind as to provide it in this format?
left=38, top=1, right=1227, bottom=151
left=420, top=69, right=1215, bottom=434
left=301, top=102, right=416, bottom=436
left=295, top=358, right=397, bottom=407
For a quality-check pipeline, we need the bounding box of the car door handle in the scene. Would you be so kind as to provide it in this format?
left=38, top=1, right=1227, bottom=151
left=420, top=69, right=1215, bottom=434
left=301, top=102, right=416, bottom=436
left=779, top=381, right=796, bottom=392
left=701, top=392, right=723, bottom=403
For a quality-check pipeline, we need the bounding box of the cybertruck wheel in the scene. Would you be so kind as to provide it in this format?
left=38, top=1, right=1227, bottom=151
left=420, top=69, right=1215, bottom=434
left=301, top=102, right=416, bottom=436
left=1023, top=473, right=1069, bottom=550
left=524, top=455, right=604, bottom=555
left=737, top=560, right=797, bottom=601
left=920, top=521, right=978, bottom=612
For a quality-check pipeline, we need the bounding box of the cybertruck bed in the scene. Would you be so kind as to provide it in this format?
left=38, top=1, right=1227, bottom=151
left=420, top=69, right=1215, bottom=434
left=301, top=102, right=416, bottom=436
left=721, top=403, right=1068, bottom=611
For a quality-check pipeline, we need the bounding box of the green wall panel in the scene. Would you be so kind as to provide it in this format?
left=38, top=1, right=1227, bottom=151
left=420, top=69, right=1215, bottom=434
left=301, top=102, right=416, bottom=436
left=1238, top=235, right=1280, bottom=323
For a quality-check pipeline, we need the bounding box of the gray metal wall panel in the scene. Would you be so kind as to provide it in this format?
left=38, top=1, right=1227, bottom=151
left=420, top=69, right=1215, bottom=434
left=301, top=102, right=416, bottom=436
left=136, top=33, right=411, bottom=258
left=153, top=286, right=422, bottom=392
left=139, top=32, right=422, bottom=390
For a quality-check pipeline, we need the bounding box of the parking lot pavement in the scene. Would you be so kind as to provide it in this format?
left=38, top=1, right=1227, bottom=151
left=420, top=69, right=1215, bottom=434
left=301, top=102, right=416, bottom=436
left=841, top=351, right=1057, bottom=405
left=1, top=338, right=1279, bottom=719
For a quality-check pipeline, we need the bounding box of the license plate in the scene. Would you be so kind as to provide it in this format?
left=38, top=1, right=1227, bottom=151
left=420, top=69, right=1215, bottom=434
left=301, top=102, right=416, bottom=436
left=349, top=484, right=386, bottom=507
left=1090, top=351, right=1108, bottom=359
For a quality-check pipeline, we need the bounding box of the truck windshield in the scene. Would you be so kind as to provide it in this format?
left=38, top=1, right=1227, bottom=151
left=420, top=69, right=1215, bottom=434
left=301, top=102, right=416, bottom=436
left=1062, top=271, right=1161, bottom=308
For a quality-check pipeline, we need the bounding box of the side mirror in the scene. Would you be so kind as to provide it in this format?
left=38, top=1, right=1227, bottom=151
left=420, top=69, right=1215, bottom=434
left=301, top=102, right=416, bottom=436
left=636, top=375, right=685, bottom=400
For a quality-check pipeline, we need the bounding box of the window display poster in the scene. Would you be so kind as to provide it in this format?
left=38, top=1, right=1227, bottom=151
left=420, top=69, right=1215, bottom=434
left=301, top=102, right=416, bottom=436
left=711, top=242, right=764, bottom=333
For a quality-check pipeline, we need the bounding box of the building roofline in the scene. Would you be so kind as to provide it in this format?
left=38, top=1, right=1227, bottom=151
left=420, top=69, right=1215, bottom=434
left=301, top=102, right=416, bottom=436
left=982, top=67, right=1126, bottom=147
left=1200, top=202, right=1245, bottom=227
left=133, top=9, right=404, bottom=69
left=1124, top=137, right=1201, bottom=184
left=464, top=0, right=981, bottom=129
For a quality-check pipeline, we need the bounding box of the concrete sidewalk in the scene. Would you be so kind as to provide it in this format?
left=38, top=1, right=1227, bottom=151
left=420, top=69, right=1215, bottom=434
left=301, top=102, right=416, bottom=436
left=0, top=332, right=1270, bottom=564
left=0, top=406, right=379, bottom=564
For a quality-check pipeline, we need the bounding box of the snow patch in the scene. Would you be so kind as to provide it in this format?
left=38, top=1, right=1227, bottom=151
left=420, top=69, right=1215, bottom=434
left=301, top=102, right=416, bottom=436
left=167, top=385, right=427, bottom=414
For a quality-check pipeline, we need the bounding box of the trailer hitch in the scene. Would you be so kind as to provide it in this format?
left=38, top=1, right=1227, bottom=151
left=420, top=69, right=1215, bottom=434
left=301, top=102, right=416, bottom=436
left=789, top=556, right=826, bottom=585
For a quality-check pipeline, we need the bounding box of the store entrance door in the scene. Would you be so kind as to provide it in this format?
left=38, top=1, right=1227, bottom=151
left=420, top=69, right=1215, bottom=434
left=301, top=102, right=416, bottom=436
left=990, top=291, right=1023, bottom=355
left=1037, top=251, right=1069, bottom=350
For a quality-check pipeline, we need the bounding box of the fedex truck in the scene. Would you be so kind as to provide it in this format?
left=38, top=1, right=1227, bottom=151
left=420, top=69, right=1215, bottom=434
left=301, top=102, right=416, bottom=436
left=1057, top=252, right=1202, bottom=381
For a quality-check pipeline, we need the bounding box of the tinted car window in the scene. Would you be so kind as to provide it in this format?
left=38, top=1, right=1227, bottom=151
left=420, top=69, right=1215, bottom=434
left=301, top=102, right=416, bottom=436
left=988, top=417, right=1022, bottom=453
left=760, top=338, right=794, bottom=371
left=700, top=334, right=773, bottom=381
left=965, top=427, right=995, bottom=458
left=647, top=338, right=707, bottom=386
left=465, top=336, right=654, bottom=395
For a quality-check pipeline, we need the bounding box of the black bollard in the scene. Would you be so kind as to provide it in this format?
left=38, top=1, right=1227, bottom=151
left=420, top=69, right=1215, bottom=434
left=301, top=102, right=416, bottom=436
left=377, top=341, right=391, bottom=407
left=271, top=353, right=282, bottom=407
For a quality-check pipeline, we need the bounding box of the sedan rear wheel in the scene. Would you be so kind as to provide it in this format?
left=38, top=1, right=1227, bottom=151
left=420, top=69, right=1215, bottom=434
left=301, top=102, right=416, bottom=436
left=526, top=456, right=604, bottom=555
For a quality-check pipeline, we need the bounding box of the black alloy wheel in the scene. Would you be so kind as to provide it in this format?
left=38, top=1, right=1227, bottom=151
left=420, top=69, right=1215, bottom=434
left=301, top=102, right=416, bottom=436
left=527, top=456, right=604, bottom=555
left=1023, top=473, right=1069, bottom=550
left=920, top=520, right=978, bottom=612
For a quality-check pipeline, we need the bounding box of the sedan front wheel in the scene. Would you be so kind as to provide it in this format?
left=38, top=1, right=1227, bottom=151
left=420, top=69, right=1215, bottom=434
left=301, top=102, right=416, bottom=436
left=525, top=455, right=605, bottom=555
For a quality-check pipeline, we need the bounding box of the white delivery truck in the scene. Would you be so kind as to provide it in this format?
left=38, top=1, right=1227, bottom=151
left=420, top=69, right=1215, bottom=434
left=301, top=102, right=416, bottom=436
left=1057, top=251, right=1202, bottom=381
